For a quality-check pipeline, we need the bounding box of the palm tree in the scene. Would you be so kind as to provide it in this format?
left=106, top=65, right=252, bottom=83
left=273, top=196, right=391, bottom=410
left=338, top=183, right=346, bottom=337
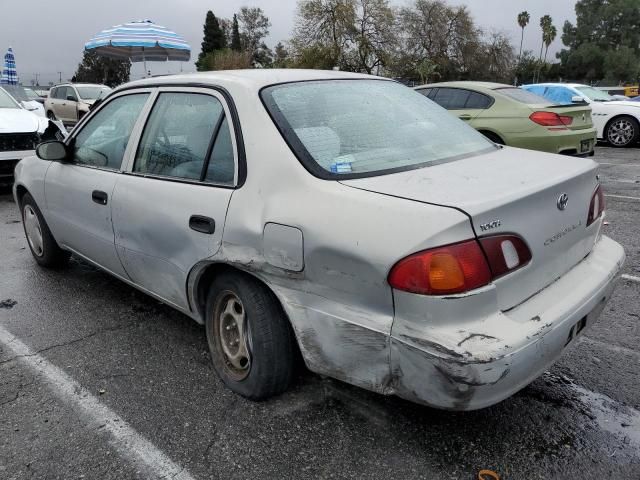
left=543, top=24, right=557, bottom=63
left=538, top=15, right=552, bottom=62
left=517, top=11, right=530, bottom=61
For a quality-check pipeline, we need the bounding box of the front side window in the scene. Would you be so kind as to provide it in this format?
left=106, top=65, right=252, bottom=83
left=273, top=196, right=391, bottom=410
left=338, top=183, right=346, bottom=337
left=134, top=92, right=233, bottom=183
left=262, top=80, right=494, bottom=178
left=72, top=93, right=149, bottom=169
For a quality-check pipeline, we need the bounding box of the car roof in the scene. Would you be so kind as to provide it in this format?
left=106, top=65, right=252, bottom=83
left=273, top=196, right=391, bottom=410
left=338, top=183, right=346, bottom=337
left=522, top=83, right=587, bottom=88
left=54, top=83, right=109, bottom=88
left=416, top=81, right=511, bottom=91
left=116, top=69, right=381, bottom=93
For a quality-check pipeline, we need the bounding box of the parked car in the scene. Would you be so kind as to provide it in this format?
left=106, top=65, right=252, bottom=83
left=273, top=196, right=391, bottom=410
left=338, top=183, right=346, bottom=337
left=1, top=85, right=45, bottom=117
left=45, top=83, right=111, bottom=126
left=522, top=83, right=640, bottom=147
left=0, top=88, right=65, bottom=186
left=416, top=81, right=597, bottom=156
left=14, top=70, right=624, bottom=410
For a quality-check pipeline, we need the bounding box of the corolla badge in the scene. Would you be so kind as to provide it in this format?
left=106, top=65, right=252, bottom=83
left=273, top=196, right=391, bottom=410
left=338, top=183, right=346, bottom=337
left=557, top=193, right=569, bottom=211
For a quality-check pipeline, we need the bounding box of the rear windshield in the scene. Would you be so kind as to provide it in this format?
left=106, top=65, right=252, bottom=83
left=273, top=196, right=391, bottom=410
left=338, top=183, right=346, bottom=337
left=496, top=87, right=551, bottom=104
left=77, top=86, right=111, bottom=100
left=261, top=80, right=494, bottom=178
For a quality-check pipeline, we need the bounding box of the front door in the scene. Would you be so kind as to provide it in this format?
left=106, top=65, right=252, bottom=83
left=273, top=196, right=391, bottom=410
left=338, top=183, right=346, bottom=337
left=45, top=91, right=151, bottom=277
left=112, top=89, right=237, bottom=310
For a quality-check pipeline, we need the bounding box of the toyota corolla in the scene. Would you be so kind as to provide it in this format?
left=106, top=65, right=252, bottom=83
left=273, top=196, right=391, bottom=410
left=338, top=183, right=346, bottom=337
left=13, top=70, right=625, bottom=410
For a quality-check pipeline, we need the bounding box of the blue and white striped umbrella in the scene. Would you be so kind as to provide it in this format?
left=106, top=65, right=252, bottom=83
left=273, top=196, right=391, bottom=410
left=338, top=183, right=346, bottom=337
left=0, top=47, right=18, bottom=85
left=85, top=20, right=191, bottom=62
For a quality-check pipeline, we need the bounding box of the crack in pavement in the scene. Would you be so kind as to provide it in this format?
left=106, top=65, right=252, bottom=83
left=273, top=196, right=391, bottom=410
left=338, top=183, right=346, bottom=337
left=0, top=323, right=138, bottom=366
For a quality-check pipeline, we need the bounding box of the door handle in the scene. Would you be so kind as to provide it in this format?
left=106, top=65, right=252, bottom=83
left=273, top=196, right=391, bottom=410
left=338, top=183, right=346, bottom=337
left=92, top=190, right=108, bottom=205
left=189, top=215, right=215, bottom=234
left=458, top=114, right=472, bottom=120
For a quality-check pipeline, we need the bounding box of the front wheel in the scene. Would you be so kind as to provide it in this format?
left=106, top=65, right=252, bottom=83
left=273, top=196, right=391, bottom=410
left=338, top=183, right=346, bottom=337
left=21, top=193, right=70, bottom=268
left=205, top=272, right=295, bottom=400
left=606, top=116, right=639, bottom=147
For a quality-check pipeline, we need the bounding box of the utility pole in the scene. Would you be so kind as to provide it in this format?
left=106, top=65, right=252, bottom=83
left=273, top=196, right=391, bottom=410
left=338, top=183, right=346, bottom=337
left=34, top=73, right=39, bottom=86
left=57, top=71, right=62, bottom=83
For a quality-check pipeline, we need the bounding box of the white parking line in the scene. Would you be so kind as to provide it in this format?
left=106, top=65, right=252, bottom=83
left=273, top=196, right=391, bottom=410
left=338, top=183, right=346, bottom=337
left=622, top=274, right=640, bottom=283
left=0, top=325, right=196, bottom=480
left=605, top=194, right=640, bottom=201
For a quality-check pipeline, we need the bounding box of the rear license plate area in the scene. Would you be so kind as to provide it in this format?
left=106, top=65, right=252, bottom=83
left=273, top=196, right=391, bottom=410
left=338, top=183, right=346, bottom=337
left=580, top=139, right=591, bottom=153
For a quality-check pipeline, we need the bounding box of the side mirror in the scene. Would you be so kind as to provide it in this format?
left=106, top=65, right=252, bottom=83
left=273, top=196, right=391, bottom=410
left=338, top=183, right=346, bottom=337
left=67, top=95, right=78, bottom=102
left=36, top=140, right=68, bottom=161
left=571, top=95, right=586, bottom=103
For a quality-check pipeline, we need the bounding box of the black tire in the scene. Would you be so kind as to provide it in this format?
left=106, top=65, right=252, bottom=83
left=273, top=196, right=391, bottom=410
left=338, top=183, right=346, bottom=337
left=46, top=111, right=56, bottom=121
left=205, top=272, right=295, bottom=400
left=20, top=192, right=70, bottom=268
left=480, top=130, right=504, bottom=145
left=605, top=115, right=639, bottom=148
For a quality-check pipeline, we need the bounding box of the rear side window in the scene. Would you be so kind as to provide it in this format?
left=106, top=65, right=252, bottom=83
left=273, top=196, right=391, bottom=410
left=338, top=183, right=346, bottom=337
left=497, top=87, right=551, bottom=104
left=416, top=88, right=435, bottom=99
left=465, top=91, right=492, bottom=109
left=134, top=92, right=234, bottom=184
left=432, top=88, right=470, bottom=109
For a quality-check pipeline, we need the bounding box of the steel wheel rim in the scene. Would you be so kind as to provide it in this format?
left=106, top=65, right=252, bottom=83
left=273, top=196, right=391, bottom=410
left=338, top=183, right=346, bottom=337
left=217, top=291, right=251, bottom=379
left=23, top=205, right=44, bottom=257
left=608, top=119, right=635, bottom=146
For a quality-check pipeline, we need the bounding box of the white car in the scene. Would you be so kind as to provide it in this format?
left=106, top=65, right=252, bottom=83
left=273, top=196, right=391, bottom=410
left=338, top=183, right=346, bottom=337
left=13, top=70, right=625, bottom=410
left=0, top=88, right=65, bottom=186
left=0, top=85, right=45, bottom=117
left=522, top=83, right=640, bottom=147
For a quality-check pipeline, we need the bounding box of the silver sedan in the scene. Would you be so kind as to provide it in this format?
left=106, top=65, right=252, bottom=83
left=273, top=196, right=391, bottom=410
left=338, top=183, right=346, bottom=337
left=13, top=70, right=625, bottom=410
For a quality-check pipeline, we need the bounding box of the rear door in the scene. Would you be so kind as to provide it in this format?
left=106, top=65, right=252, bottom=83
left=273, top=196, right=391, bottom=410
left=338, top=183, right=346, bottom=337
left=430, top=87, right=489, bottom=123
left=112, top=87, right=237, bottom=310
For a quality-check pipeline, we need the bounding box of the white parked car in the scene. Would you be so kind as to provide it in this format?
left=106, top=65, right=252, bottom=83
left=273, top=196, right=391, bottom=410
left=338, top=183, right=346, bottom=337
left=0, top=85, right=45, bottom=117
left=0, top=87, right=65, bottom=186
left=523, top=83, right=640, bottom=147
left=14, top=70, right=625, bottom=410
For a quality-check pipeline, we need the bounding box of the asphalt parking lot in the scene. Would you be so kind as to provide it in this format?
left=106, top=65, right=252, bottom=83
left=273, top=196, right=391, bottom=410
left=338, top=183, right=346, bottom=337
left=1, top=146, right=639, bottom=480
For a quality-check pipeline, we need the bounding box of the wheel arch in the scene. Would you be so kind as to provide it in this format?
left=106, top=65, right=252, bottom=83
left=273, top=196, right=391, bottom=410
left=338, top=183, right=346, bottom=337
left=14, top=184, right=29, bottom=206
left=477, top=129, right=505, bottom=145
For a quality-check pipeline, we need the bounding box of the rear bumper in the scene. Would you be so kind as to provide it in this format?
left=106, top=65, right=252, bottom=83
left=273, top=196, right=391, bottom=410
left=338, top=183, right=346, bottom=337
left=389, top=235, right=625, bottom=410
left=507, top=128, right=597, bottom=156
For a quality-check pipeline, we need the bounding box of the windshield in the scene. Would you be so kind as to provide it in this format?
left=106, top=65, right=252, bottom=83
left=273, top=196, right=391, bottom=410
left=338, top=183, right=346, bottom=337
left=577, top=86, right=613, bottom=102
left=24, top=88, right=40, bottom=100
left=0, top=88, right=20, bottom=108
left=76, top=86, right=111, bottom=100
left=497, top=87, right=551, bottom=104
left=261, top=80, right=494, bottom=178
left=1, top=85, right=32, bottom=102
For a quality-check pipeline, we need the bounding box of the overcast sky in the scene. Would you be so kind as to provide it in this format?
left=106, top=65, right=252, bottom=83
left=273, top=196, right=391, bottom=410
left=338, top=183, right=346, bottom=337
left=1, top=0, right=577, bottom=85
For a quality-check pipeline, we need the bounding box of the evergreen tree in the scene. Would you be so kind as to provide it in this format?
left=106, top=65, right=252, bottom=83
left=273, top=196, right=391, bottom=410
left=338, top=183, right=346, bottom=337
left=196, top=11, right=227, bottom=71
left=73, top=50, right=130, bottom=87
left=231, top=14, right=242, bottom=52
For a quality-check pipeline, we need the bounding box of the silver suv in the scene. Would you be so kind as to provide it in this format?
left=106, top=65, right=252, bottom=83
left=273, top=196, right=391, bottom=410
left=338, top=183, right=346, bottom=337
left=45, top=83, right=111, bottom=126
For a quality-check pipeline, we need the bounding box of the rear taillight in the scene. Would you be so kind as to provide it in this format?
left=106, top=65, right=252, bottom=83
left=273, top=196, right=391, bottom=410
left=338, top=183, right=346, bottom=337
left=478, top=235, right=532, bottom=279
left=529, top=111, right=573, bottom=127
left=587, top=185, right=605, bottom=226
left=388, top=235, right=532, bottom=296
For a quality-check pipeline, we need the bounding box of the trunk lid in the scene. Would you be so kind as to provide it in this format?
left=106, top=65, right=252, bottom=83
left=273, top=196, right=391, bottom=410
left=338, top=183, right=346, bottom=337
left=539, top=103, right=594, bottom=131
left=340, top=146, right=600, bottom=310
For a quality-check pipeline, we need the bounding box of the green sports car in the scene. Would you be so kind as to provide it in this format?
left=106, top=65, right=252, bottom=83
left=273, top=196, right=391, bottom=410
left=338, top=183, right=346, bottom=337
left=416, top=81, right=597, bottom=156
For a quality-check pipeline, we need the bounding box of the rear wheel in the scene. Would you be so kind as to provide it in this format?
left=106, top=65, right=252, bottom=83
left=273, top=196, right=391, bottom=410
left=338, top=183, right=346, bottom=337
left=205, top=272, right=295, bottom=400
left=606, top=115, right=639, bottom=147
left=21, top=193, right=70, bottom=268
